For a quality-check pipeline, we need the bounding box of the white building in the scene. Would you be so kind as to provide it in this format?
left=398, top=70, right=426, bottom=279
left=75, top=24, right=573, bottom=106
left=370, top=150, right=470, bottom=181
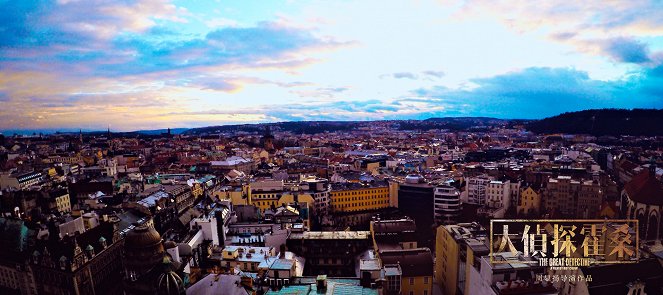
left=190, top=214, right=220, bottom=246
left=434, top=185, right=461, bottom=225
left=465, top=175, right=494, bottom=205
left=486, top=180, right=511, bottom=210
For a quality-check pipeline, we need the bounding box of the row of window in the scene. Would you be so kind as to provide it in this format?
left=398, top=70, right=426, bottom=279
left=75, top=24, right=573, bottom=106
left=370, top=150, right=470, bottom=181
left=332, top=195, right=389, bottom=202
left=331, top=189, right=387, bottom=196
left=332, top=200, right=389, bottom=211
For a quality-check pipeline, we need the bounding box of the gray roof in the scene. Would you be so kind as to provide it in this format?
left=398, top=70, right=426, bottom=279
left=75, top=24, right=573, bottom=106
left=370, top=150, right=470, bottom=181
left=185, top=274, right=250, bottom=295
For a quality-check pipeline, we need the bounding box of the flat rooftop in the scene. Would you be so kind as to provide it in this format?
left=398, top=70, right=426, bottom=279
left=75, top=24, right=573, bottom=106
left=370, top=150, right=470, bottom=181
left=289, top=231, right=371, bottom=240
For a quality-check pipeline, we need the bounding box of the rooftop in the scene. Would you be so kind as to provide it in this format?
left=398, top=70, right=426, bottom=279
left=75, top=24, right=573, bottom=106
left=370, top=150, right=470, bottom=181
left=289, top=231, right=371, bottom=240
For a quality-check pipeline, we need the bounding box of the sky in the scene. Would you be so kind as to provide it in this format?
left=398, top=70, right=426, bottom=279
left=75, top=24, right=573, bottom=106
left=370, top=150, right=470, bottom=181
left=1, top=0, right=663, bottom=131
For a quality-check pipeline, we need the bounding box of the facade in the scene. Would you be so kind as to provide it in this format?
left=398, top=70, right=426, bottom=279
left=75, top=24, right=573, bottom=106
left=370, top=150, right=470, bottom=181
left=544, top=176, right=602, bottom=218
left=0, top=172, right=44, bottom=190
left=380, top=249, right=434, bottom=295
left=249, top=179, right=284, bottom=211
left=433, top=185, right=461, bottom=225
left=397, top=176, right=435, bottom=248
left=517, top=186, right=542, bottom=216
left=508, top=180, right=521, bottom=210
left=31, top=219, right=124, bottom=295
left=435, top=223, right=489, bottom=295
left=55, top=193, right=72, bottom=213
left=286, top=231, right=371, bottom=276
left=485, top=180, right=511, bottom=211
left=370, top=218, right=418, bottom=251
left=163, top=185, right=194, bottom=214
left=465, top=175, right=493, bottom=205
left=330, top=182, right=390, bottom=213
left=371, top=218, right=433, bottom=295
left=299, top=178, right=331, bottom=216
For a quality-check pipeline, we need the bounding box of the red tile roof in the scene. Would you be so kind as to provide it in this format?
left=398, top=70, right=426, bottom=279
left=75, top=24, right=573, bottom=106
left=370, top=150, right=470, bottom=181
left=624, top=170, right=663, bottom=205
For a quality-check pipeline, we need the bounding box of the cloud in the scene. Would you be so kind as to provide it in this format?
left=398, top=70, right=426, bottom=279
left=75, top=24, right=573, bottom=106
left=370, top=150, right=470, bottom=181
left=601, top=37, right=651, bottom=64
left=0, top=0, right=186, bottom=49
left=291, top=87, right=349, bottom=99
left=392, top=72, right=418, bottom=79
left=87, top=21, right=348, bottom=76
left=451, top=0, right=663, bottom=63
left=422, top=71, right=445, bottom=78
left=381, top=71, right=445, bottom=80
left=408, top=65, right=663, bottom=118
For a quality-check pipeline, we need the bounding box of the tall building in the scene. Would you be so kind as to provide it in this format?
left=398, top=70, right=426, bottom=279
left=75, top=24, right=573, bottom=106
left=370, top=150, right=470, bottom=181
left=433, top=185, right=461, bottom=225
left=435, top=222, right=489, bottom=295
left=398, top=175, right=435, bottom=248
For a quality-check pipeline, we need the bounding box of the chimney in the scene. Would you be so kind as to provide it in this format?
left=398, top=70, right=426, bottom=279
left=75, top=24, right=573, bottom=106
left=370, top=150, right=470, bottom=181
left=316, top=275, right=327, bottom=291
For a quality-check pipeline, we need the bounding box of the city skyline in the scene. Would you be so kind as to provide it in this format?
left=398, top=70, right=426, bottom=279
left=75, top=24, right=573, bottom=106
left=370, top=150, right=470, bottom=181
left=2, top=0, right=663, bottom=131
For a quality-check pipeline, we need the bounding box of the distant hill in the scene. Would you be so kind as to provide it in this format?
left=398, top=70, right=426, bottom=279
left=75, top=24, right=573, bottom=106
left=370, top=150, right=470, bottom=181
left=404, top=117, right=526, bottom=131
left=184, top=121, right=361, bottom=135
left=526, top=109, right=663, bottom=136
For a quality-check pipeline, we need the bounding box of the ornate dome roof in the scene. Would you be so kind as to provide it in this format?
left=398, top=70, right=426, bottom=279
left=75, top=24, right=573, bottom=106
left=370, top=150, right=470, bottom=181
left=125, top=224, right=162, bottom=249
left=156, top=256, right=185, bottom=295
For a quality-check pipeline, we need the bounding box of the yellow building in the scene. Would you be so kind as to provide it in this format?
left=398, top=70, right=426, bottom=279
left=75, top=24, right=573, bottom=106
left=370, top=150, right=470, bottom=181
left=435, top=223, right=489, bottom=295
left=251, top=192, right=281, bottom=211
left=388, top=180, right=399, bottom=207
left=248, top=180, right=284, bottom=211
left=214, top=184, right=249, bottom=205
left=517, top=186, right=542, bottom=216
left=55, top=194, right=71, bottom=213
left=330, top=182, right=390, bottom=213
left=191, top=183, right=204, bottom=198
left=381, top=249, right=434, bottom=295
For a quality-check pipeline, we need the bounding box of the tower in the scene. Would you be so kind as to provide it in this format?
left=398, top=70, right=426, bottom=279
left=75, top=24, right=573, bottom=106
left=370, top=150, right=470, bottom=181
left=262, top=125, right=275, bottom=152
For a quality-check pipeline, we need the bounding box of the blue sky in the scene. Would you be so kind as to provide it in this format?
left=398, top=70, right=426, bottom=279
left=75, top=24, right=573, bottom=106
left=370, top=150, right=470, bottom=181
left=1, top=0, right=662, bottom=131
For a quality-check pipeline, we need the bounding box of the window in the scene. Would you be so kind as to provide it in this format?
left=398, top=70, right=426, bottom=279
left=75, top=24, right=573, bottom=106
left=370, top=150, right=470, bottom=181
left=424, top=277, right=429, bottom=284
left=409, top=277, right=414, bottom=285
left=424, top=291, right=428, bottom=295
